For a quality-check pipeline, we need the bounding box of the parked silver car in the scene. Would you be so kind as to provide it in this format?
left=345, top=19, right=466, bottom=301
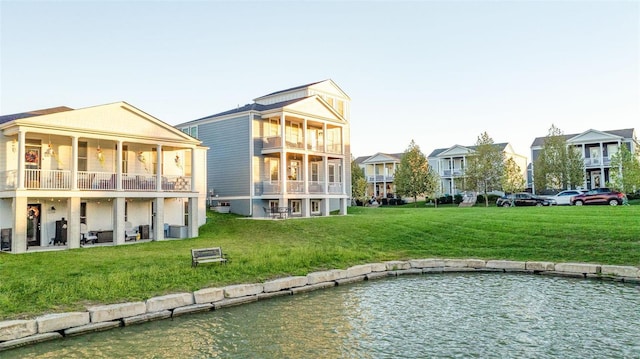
left=549, top=190, right=587, bottom=206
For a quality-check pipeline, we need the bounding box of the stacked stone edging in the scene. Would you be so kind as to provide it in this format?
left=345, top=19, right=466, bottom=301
left=1, top=258, right=639, bottom=351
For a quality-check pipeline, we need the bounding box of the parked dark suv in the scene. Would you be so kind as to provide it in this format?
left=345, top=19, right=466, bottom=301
left=570, top=188, right=627, bottom=206
left=496, top=192, right=556, bottom=207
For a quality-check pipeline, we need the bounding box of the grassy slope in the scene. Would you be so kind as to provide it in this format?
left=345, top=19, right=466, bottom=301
left=1, top=205, right=638, bottom=320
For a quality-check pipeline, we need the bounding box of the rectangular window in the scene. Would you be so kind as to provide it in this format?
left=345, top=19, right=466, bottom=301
left=336, top=100, right=344, bottom=116
left=190, top=126, right=198, bottom=139
left=122, top=145, right=129, bottom=173
left=269, top=200, right=279, bottom=212
left=269, top=118, right=279, bottom=137
left=184, top=200, right=189, bottom=226
left=151, top=148, right=158, bottom=175
left=328, top=164, right=335, bottom=183
left=311, top=200, right=320, bottom=214
left=290, top=200, right=301, bottom=215
left=78, top=142, right=88, bottom=171
left=326, top=97, right=334, bottom=107
left=268, top=158, right=279, bottom=181
left=181, top=127, right=190, bottom=134
left=311, top=163, right=319, bottom=182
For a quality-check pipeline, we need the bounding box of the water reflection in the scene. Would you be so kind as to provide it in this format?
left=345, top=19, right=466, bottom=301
left=6, top=273, right=640, bottom=358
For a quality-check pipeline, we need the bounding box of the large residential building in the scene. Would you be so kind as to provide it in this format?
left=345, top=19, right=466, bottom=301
left=530, top=128, right=638, bottom=192
left=428, top=143, right=527, bottom=195
left=0, top=102, right=207, bottom=254
left=176, top=80, right=351, bottom=218
left=353, top=152, right=402, bottom=198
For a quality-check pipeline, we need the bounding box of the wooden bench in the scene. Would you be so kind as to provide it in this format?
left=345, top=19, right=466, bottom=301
left=191, top=247, right=228, bottom=267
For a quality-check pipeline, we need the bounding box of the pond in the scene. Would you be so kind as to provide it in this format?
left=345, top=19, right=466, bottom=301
left=6, top=273, right=640, bottom=358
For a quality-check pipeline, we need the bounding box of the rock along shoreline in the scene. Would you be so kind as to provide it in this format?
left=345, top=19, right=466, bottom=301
left=1, top=258, right=639, bottom=352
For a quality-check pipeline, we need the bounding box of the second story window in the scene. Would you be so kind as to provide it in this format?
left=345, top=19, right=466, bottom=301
left=78, top=142, right=88, bottom=171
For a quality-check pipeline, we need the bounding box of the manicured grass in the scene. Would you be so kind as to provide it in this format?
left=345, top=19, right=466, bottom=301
left=1, top=205, right=639, bottom=320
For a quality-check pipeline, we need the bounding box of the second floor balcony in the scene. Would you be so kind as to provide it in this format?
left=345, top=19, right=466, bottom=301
left=441, top=169, right=464, bottom=177
left=584, top=156, right=612, bottom=167
left=1, top=169, right=192, bottom=192
left=366, top=175, right=395, bottom=183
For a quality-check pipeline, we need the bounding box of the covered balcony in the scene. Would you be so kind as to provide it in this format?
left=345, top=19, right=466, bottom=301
left=261, top=116, right=344, bottom=155
left=2, top=133, right=194, bottom=192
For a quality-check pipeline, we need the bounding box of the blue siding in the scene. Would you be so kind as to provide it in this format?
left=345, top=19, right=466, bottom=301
left=198, top=115, right=251, bottom=196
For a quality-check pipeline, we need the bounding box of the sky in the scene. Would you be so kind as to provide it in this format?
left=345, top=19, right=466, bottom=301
left=1, top=0, right=638, bottom=160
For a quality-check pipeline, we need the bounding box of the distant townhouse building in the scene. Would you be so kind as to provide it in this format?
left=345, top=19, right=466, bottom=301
left=176, top=80, right=351, bottom=218
left=353, top=152, right=402, bottom=198
left=427, top=143, right=527, bottom=195
left=530, top=128, right=638, bottom=192
left=0, top=102, right=207, bottom=254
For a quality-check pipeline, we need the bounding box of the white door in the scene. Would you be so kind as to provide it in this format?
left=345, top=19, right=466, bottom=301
left=591, top=171, right=601, bottom=189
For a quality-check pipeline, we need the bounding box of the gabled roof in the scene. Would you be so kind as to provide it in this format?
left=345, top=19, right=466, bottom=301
left=189, top=97, right=308, bottom=123
left=361, top=152, right=403, bottom=164
left=2, top=102, right=199, bottom=145
left=428, top=143, right=509, bottom=158
left=0, top=106, right=73, bottom=125
left=255, top=80, right=325, bottom=99
left=186, top=94, right=346, bottom=125
left=530, top=128, right=635, bottom=147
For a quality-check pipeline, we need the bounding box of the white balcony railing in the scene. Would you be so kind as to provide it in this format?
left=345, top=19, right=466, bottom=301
left=287, top=181, right=305, bottom=193
left=10, top=170, right=192, bottom=192
left=328, top=182, right=343, bottom=194
left=262, top=136, right=343, bottom=154
left=367, top=175, right=394, bottom=183
left=263, top=181, right=281, bottom=195
left=308, top=181, right=324, bottom=193
left=584, top=157, right=612, bottom=167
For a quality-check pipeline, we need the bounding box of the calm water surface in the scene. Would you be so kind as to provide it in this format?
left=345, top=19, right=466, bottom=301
left=6, top=273, right=640, bottom=358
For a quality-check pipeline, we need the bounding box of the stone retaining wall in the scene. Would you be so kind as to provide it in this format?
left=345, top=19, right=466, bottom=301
left=1, top=259, right=639, bottom=351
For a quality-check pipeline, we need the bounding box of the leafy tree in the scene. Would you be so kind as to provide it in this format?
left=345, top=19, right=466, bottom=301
left=501, top=157, right=526, bottom=194
left=395, top=140, right=438, bottom=207
left=607, top=145, right=640, bottom=193
left=350, top=157, right=368, bottom=206
left=533, top=125, right=584, bottom=192
left=465, top=132, right=505, bottom=207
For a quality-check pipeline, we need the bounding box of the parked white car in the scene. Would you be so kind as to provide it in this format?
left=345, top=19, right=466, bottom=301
left=549, top=190, right=587, bottom=205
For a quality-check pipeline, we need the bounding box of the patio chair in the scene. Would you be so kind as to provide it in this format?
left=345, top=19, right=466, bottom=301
left=80, top=223, right=98, bottom=245
left=125, top=222, right=138, bottom=241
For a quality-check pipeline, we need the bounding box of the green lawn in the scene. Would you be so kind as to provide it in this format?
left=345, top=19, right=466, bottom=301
left=1, top=205, right=639, bottom=320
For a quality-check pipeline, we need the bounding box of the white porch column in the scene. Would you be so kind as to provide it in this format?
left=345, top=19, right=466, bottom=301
left=340, top=198, right=347, bottom=215
left=599, top=142, right=605, bottom=185
left=582, top=143, right=587, bottom=189
left=341, top=157, right=346, bottom=195
left=322, top=198, right=330, bottom=216
left=280, top=114, right=287, bottom=195
left=71, top=136, right=78, bottom=190
left=116, top=141, right=123, bottom=191
left=12, top=196, right=28, bottom=253
left=17, top=130, right=26, bottom=190
left=153, top=198, right=165, bottom=241
left=67, top=197, right=81, bottom=249
left=322, top=123, right=327, bottom=152
left=302, top=198, right=310, bottom=217
left=190, top=147, right=196, bottom=192
left=188, top=197, right=199, bottom=238
left=114, top=197, right=126, bottom=245
left=323, top=155, right=329, bottom=194
left=156, top=144, right=163, bottom=191
left=382, top=162, right=387, bottom=198
left=303, top=153, right=309, bottom=194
